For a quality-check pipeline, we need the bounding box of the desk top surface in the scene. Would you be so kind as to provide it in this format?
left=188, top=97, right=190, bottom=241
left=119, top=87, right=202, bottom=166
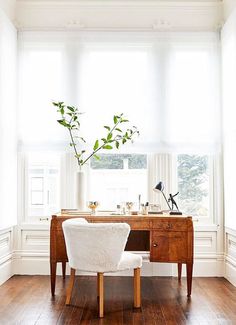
left=52, top=212, right=192, bottom=222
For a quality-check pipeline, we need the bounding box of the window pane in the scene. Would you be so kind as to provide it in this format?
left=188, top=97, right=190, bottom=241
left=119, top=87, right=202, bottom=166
left=27, top=153, right=60, bottom=219
left=90, top=154, right=147, bottom=169
left=31, top=177, right=43, bottom=191
left=31, top=192, right=43, bottom=205
left=90, top=154, right=147, bottom=210
left=177, top=154, right=209, bottom=217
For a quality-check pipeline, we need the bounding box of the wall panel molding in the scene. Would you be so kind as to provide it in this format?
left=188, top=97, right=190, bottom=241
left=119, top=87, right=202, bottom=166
left=0, top=228, right=14, bottom=285
left=225, top=231, right=236, bottom=286
left=12, top=227, right=224, bottom=277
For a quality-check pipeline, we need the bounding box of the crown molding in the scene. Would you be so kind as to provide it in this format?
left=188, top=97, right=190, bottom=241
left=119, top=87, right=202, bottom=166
left=15, top=0, right=223, bottom=32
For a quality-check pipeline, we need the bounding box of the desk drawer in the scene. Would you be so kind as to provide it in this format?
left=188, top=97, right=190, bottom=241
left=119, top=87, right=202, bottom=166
left=128, top=221, right=150, bottom=230
left=152, top=220, right=188, bottom=231
left=90, top=219, right=150, bottom=230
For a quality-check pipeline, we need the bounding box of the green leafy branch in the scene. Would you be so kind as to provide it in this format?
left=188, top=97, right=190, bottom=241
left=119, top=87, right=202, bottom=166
left=53, top=102, right=139, bottom=167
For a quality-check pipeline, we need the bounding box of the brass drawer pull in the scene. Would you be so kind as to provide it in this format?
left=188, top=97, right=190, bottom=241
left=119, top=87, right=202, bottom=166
left=153, top=243, right=158, bottom=247
left=167, top=223, right=172, bottom=229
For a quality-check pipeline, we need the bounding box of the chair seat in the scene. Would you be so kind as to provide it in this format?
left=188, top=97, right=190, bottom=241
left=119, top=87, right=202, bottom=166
left=118, top=252, right=142, bottom=271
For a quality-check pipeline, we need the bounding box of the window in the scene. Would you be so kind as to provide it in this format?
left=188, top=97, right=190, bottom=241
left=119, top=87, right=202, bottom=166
left=18, top=32, right=220, bottom=224
left=177, top=154, right=211, bottom=219
left=89, top=154, right=147, bottom=210
left=26, top=153, right=60, bottom=220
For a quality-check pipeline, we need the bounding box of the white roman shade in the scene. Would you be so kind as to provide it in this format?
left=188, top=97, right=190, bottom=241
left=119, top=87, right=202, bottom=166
left=18, top=31, right=221, bottom=154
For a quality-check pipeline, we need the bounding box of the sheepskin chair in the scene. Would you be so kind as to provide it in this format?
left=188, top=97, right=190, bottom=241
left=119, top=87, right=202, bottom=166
left=62, top=218, right=142, bottom=317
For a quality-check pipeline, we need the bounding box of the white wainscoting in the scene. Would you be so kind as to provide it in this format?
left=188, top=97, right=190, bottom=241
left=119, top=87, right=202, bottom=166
left=12, top=224, right=224, bottom=277
left=0, top=227, right=14, bottom=285
left=225, top=228, right=236, bottom=286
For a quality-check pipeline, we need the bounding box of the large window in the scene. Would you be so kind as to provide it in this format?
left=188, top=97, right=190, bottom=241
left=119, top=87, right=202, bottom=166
left=18, top=32, right=221, bottom=223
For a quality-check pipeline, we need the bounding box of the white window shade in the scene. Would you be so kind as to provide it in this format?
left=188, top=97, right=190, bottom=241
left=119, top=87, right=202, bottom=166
left=18, top=32, right=221, bottom=154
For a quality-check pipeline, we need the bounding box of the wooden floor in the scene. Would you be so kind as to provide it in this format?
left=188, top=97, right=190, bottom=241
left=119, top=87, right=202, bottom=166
left=0, top=276, right=236, bottom=324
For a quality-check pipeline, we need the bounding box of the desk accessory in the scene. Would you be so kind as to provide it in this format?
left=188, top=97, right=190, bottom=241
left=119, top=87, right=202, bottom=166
left=153, top=181, right=182, bottom=215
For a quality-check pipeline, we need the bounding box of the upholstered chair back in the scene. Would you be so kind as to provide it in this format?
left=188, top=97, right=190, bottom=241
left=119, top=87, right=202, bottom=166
left=62, top=220, right=130, bottom=273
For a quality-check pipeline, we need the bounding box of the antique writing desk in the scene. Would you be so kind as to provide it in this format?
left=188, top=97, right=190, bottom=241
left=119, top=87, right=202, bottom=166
left=50, top=213, right=194, bottom=297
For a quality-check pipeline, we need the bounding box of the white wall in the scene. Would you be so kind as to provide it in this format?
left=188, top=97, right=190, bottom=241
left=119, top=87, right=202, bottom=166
left=0, top=9, right=17, bottom=229
left=0, top=8, right=17, bottom=284
left=221, top=7, right=236, bottom=286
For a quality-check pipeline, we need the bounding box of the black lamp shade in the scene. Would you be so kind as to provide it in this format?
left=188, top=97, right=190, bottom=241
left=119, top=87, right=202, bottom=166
left=153, top=181, right=164, bottom=193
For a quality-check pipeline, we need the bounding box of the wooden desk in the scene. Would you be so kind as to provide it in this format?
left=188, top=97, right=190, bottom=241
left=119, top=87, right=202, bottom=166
left=50, top=213, right=194, bottom=297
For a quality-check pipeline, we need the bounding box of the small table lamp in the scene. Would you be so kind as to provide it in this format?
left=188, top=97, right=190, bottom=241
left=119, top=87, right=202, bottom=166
left=153, top=181, right=171, bottom=210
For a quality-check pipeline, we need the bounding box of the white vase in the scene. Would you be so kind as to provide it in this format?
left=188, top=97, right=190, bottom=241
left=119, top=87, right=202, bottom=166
left=75, top=170, right=86, bottom=211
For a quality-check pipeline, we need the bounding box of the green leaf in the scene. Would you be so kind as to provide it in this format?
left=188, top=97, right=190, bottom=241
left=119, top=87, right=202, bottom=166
left=60, top=108, right=64, bottom=115
left=104, top=126, right=110, bottom=131
left=67, top=106, right=75, bottom=112
left=57, top=119, right=70, bottom=128
left=113, top=116, right=118, bottom=124
left=115, top=128, right=122, bottom=132
left=52, top=102, right=59, bottom=106
left=101, top=138, right=107, bottom=143
left=93, top=139, right=99, bottom=151
left=121, top=119, right=129, bottom=123
left=107, top=133, right=112, bottom=141
left=115, top=141, right=119, bottom=149
left=103, top=145, right=113, bottom=150
left=94, top=154, right=100, bottom=160
left=122, top=138, right=127, bottom=144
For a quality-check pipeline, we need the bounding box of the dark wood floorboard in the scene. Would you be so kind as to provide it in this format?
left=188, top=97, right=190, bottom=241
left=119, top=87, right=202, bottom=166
left=0, top=276, right=236, bottom=324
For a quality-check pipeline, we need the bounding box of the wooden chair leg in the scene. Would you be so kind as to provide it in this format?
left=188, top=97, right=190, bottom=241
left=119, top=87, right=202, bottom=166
left=66, top=268, right=75, bottom=305
left=97, top=273, right=100, bottom=302
left=97, top=273, right=104, bottom=318
left=134, top=268, right=141, bottom=308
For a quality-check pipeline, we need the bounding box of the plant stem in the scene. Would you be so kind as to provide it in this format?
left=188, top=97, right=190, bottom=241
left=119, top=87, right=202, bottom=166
left=81, top=120, right=121, bottom=166
left=68, top=128, right=81, bottom=168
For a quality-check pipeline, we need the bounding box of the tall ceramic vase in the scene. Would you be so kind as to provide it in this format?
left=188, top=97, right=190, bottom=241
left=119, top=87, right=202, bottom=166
left=75, top=169, right=86, bottom=211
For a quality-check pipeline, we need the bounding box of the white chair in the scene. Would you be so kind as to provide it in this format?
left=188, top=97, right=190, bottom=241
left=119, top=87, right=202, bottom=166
left=62, top=218, right=142, bottom=318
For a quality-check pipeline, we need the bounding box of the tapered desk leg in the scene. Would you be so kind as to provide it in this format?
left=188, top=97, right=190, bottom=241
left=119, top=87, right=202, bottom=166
left=62, top=262, right=66, bottom=280
left=178, top=263, right=182, bottom=282
left=186, top=262, right=193, bottom=297
left=50, top=261, right=57, bottom=296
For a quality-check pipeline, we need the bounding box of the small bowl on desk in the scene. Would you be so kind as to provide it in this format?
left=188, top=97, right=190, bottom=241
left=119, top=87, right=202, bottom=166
left=131, top=211, right=138, bottom=215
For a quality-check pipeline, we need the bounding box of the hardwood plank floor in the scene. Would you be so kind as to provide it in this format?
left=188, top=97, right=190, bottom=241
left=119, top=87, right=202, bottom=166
left=0, top=276, right=236, bottom=324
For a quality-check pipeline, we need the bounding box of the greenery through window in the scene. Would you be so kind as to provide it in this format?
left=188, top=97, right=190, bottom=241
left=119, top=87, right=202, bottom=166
left=90, top=154, right=147, bottom=169
left=89, top=154, right=147, bottom=210
left=177, top=154, right=210, bottom=217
